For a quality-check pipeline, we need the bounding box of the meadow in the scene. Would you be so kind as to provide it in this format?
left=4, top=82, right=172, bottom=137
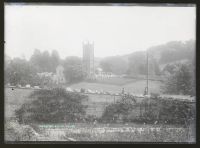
left=5, top=88, right=34, bottom=118
left=70, top=78, right=162, bottom=94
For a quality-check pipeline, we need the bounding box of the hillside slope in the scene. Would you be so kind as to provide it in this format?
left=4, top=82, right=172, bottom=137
left=96, top=40, right=195, bottom=75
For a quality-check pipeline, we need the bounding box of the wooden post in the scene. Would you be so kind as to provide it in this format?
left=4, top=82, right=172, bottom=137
left=140, top=103, right=142, bottom=117
left=146, top=50, right=149, bottom=95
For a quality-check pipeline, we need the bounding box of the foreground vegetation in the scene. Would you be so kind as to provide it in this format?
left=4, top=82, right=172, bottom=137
left=101, top=94, right=195, bottom=126
left=15, top=88, right=88, bottom=124
left=5, top=120, right=195, bottom=142
left=62, top=125, right=194, bottom=142
left=5, top=87, right=195, bottom=142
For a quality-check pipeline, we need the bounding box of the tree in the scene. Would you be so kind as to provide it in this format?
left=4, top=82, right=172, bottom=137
left=154, top=40, right=195, bottom=64
left=5, top=58, right=37, bottom=86
left=40, top=51, right=51, bottom=72
left=162, top=63, right=181, bottom=75
left=100, top=59, right=112, bottom=73
left=15, top=88, right=88, bottom=123
left=100, top=56, right=128, bottom=74
left=62, top=56, right=85, bottom=84
left=30, top=49, right=60, bottom=72
left=30, top=49, right=42, bottom=72
left=5, top=55, right=11, bottom=67
left=50, top=50, right=60, bottom=72
left=127, top=51, right=161, bottom=76
left=127, top=51, right=146, bottom=75
left=163, top=63, right=195, bottom=95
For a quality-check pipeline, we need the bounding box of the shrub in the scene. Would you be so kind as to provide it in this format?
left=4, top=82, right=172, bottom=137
left=85, top=115, right=98, bottom=123
left=101, top=94, right=136, bottom=123
left=133, top=97, right=195, bottom=125
left=5, top=120, right=39, bottom=141
left=158, top=99, right=195, bottom=125
left=101, top=94, right=195, bottom=125
left=15, top=87, right=88, bottom=124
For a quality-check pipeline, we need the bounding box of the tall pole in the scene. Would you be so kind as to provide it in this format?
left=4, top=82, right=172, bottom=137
left=146, top=50, right=149, bottom=95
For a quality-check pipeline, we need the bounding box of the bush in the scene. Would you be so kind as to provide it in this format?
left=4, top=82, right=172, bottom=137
left=5, top=120, right=39, bottom=141
left=101, top=95, right=136, bottom=123
left=158, top=99, right=195, bottom=125
left=101, top=95, right=195, bottom=125
left=85, top=115, right=99, bottom=123
left=132, top=97, right=195, bottom=125
left=15, top=87, right=88, bottom=124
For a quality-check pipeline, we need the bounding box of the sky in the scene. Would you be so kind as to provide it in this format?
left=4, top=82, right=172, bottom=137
left=5, top=4, right=196, bottom=60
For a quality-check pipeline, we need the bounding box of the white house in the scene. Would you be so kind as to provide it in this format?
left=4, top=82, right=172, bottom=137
left=52, top=65, right=66, bottom=84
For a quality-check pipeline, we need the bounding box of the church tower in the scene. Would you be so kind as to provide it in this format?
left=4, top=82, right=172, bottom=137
left=82, top=41, right=95, bottom=79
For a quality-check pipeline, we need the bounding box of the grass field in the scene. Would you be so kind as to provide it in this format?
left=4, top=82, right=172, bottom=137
left=5, top=88, right=34, bottom=118
left=70, top=78, right=162, bottom=94
left=95, top=77, right=139, bottom=85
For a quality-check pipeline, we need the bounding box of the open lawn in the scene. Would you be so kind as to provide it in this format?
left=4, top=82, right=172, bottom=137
left=95, top=77, right=139, bottom=85
left=5, top=88, right=34, bottom=118
left=70, top=78, right=162, bottom=94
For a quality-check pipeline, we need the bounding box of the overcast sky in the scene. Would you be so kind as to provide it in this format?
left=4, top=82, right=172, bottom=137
left=5, top=4, right=196, bottom=60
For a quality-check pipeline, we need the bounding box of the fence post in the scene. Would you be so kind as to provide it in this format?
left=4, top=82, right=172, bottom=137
left=140, top=103, right=142, bottom=117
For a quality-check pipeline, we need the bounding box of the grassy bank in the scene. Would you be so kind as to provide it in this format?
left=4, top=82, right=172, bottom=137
left=6, top=122, right=194, bottom=142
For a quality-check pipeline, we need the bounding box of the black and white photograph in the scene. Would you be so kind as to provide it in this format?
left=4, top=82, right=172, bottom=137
left=4, top=3, right=196, bottom=143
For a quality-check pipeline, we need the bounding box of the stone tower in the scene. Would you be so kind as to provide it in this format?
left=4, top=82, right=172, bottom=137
left=82, top=41, right=95, bottom=79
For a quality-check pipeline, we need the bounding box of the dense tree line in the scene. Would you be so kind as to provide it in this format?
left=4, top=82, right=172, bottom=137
left=99, top=40, right=195, bottom=76
left=148, top=40, right=195, bottom=65
left=127, top=52, right=161, bottom=76
left=100, top=52, right=161, bottom=76
left=30, top=49, right=60, bottom=73
left=100, top=56, right=128, bottom=75
left=5, top=49, right=85, bottom=86
left=5, top=58, right=37, bottom=86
